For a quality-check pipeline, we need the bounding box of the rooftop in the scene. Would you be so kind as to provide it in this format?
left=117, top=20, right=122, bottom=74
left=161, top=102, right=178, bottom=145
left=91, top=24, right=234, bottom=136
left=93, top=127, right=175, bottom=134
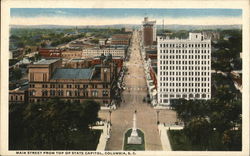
left=34, top=59, right=60, bottom=65
left=70, top=59, right=86, bottom=62
left=146, top=50, right=157, bottom=54
left=51, top=68, right=93, bottom=80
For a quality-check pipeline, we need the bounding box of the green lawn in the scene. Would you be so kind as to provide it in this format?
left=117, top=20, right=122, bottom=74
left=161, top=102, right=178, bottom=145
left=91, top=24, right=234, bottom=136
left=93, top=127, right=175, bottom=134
left=123, top=129, right=145, bottom=151
left=69, top=129, right=102, bottom=150
left=167, top=130, right=241, bottom=151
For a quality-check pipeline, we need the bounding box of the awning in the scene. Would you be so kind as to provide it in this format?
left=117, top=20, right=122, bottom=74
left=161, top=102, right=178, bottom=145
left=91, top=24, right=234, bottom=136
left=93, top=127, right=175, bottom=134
left=149, top=85, right=155, bottom=90
left=152, top=89, right=157, bottom=96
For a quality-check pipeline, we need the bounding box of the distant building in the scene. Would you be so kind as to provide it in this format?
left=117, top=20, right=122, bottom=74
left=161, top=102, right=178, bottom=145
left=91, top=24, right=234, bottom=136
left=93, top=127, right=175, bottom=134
left=99, top=39, right=107, bottom=46
left=145, top=48, right=157, bottom=60
left=124, top=27, right=133, bottom=32
left=28, top=57, right=118, bottom=106
left=142, top=17, right=156, bottom=46
left=64, top=58, right=92, bottom=68
left=111, top=34, right=131, bottom=46
left=82, top=47, right=126, bottom=58
left=157, top=33, right=211, bottom=106
left=9, top=85, right=29, bottom=105
left=61, top=50, right=82, bottom=59
left=39, top=48, right=62, bottom=58
left=64, top=56, right=123, bottom=74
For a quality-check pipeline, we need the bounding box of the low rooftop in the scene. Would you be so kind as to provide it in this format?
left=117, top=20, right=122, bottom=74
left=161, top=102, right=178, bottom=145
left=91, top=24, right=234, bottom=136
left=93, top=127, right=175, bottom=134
left=34, top=59, right=60, bottom=65
left=51, top=68, right=93, bottom=80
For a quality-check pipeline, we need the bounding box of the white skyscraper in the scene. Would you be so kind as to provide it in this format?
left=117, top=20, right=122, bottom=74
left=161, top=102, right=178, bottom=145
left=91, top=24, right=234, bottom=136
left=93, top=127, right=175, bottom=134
left=157, top=33, right=211, bottom=106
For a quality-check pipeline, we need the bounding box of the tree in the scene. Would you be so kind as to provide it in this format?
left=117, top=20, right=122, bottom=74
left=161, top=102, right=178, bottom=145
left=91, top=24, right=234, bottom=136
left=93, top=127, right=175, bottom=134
left=34, top=53, right=41, bottom=61
left=184, top=117, right=211, bottom=147
left=41, top=42, right=47, bottom=48
left=11, top=68, right=22, bottom=81
left=10, top=98, right=100, bottom=150
left=170, top=99, right=210, bottom=124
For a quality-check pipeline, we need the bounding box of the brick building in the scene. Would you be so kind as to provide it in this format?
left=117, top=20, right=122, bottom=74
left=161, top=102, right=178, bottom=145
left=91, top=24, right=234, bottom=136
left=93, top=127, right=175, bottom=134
left=9, top=85, right=29, bottom=104
left=28, top=57, right=118, bottom=106
left=111, top=34, right=131, bottom=46
left=142, top=17, right=156, bottom=47
left=39, top=48, right=62, bottom=58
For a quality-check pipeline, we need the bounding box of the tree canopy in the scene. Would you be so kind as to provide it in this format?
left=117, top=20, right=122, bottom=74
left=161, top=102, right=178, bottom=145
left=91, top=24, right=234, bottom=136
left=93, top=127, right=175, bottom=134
left=9, top=98, right=101, bottom=150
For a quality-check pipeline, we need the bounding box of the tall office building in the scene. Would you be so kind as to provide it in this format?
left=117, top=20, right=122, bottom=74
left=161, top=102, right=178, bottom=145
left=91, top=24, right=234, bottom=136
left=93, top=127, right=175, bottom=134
left=142, top=17, right=156, bottom=46
left=157, top=33, right=211, bottom=106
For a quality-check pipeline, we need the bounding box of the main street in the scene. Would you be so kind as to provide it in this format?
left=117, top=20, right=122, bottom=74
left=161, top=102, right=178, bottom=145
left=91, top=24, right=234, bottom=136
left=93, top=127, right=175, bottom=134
left=98, top=31, right=177, bottom=150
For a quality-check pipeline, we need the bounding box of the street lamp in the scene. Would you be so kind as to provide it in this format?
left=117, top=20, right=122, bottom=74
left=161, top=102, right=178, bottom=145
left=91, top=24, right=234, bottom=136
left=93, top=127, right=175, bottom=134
left=156, top=110, right=160, bottom=125
left=109, top=109, right=112, bottom=126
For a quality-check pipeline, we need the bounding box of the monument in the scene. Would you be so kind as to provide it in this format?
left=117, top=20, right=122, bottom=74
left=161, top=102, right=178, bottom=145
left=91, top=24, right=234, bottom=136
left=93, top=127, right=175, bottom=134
left=127, top=110, right=142, bottom=144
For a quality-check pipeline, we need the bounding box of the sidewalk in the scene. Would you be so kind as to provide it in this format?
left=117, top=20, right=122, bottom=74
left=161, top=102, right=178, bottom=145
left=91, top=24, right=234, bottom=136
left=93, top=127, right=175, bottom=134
left=158, top=123, right=184, bottom=151
left=92, top=122, right=111, bottom=151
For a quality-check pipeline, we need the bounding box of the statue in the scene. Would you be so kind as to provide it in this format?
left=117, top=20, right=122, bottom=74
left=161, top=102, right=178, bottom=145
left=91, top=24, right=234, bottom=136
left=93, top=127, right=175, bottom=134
left=127, top=110, right=142, bottom=144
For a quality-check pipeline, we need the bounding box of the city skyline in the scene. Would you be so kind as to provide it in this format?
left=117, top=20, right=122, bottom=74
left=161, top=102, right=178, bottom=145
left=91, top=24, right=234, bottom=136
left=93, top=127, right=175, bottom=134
left=10, top=8, right=242, bottom=26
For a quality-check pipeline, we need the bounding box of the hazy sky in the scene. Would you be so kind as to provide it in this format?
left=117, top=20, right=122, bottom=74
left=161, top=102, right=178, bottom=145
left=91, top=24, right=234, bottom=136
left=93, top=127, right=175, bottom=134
left=10, top=8, right=242, bottom=26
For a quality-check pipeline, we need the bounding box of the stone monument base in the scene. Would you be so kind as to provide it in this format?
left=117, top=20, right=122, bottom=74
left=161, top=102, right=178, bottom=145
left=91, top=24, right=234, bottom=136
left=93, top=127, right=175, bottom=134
left=127, top=136, right=142, bottom=144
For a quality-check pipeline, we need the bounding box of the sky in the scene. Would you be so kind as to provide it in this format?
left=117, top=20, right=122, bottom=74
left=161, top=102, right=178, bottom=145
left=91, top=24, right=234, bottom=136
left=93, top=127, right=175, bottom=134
left=10, top=8, right=242, bottom=26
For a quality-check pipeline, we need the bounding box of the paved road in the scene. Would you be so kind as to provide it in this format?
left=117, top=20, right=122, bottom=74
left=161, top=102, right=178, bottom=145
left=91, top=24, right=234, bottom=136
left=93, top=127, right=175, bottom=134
left=98, top=31, right=177, bottom=151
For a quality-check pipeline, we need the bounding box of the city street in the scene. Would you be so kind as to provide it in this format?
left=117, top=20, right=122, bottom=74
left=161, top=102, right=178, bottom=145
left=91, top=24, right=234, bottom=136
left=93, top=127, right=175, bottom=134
left=98, top=31, right=177, bottom=150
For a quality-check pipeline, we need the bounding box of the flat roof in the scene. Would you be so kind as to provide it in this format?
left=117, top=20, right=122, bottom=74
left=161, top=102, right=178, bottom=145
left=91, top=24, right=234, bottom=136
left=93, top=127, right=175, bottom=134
left=34, top=59, right=60, bottom=65
left=70, top=59, right=86, bottom=62
left=51, top=68, right=93, bottom=80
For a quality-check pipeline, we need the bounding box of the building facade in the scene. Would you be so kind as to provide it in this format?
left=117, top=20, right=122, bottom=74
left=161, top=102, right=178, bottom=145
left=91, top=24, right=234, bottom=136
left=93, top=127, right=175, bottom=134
left=28, top=57, right=118, bottom=106
left=157, top=33, right=211, bottom=106
left=142, top=17, right=156, bottom=46
left=39, top=48, right=62, bottom=58
left=9, top=85, right=29, bottom=105
left=111, top=34, right=131, bottom=46
left=82, top=48, right=126, bottom=58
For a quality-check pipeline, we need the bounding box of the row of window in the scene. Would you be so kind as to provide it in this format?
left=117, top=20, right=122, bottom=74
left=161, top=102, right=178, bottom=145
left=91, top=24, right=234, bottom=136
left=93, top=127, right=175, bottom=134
left=160, top=82, right=210, bottom=87
left=160, top=66, right=210, bottom=71
left=159, top=60, right=210, bottom=65
left=29, top=99, right=110, bottom=105
left=30, top=84, right=109, bottom=89
left=159, top=71, right=210, bottom=76
left=159, top=49, right=210, bottom=54
left=159, top=43, right=210, bottom=48
left=159, top=88, right=210, bottom=93
left=159, top=77, right=210, bottom=81
left=33, top=90, right=109, bottom=97
left=160, top=54, right=210, bottom=60
left=160, top=94, right=210, bottom=104
left=160, top=93, right=209, bottom=99
left=10, top=95, right=23, bottom=101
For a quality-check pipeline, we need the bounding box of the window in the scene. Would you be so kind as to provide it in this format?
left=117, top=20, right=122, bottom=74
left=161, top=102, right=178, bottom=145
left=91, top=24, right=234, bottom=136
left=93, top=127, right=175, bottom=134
left=50, top=90, right=55, bottom=96
left=75, top=84, right=80, bottom=89
left=92, top=84, right=97, bottom=88
left=30, top=84, right=35, bottom=88
left=103, top=84, right=109, bottom=88
left=66, top=91, right=72, bottom=96
left=83, top=91, right=88, bottom=97
left=42, top=90, right=48, bottom=96
left=67, top=84, right=72, bottom=88
left=92, top=90, right=98, bottom=97
left=75, top=90, right=80, bottom=96
left=102, top=90, right=109, bottom=96
left=83, top=84, right=88, bottom=88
